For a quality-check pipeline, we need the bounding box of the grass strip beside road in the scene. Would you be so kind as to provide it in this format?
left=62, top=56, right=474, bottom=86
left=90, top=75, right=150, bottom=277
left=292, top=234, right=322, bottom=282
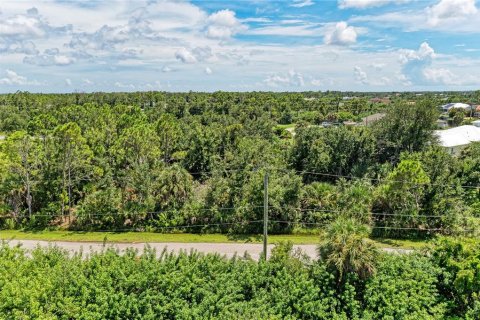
left=0, top=230, right=429, bottom=249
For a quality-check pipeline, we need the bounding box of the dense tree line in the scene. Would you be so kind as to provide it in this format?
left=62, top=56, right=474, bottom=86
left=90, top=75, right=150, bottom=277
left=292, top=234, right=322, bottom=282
left=0, top=91, right=478, bottom=237
left=0, top=237, right=478, bottom=319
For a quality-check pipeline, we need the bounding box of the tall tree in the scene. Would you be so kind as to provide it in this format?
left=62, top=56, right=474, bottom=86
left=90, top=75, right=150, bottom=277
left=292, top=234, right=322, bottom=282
left=53, top=122, right=93, bottom=216
left=374, top=100, right=438, bottom=163
left=1, top=131, right=42, bottom=218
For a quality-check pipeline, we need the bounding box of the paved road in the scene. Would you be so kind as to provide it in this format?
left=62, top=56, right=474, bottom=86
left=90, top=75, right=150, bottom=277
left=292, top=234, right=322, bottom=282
left=3, top=240, right=413, bottom=260
left=4, top=240, right=319, bottom=260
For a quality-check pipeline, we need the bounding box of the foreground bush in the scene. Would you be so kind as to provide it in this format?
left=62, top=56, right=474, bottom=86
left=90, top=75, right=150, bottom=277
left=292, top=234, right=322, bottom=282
left=0, top=241, right=478, bottom=319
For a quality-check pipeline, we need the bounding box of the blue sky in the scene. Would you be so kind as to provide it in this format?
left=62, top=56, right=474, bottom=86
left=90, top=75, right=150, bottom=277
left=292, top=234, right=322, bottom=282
left=0, top=0, right=479, bottom=92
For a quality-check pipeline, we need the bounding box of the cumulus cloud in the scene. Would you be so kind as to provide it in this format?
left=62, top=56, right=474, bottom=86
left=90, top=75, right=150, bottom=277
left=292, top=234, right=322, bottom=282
left=354, top=66, right=368, bottom=84
left=0, top=69, right=39, bottom=85
left=324, top=22, right=357, bottom=45
left=339, top=0, right=410, bottom=9
left=0, top=8, right=70, bottom=39
left=427, top=0, right=477, bottom=26
left=264, top=69, right=305, bottom=87
left=175, top=46, right=213, bottom=64
left=351, top=0, right=480, bottom=33
left=398, top=42, right=461, bottom=85
left=399, top=42, right=435, bottom=64
left=23, top=48, right=74, bottom=66
left=175, top=48, right=197, bottom=64
left=206, top=9, right=245, bottom=39
left=291, top=0, right=315, bottom=7
left=368, top=62, right=386, bottom=71
left=66, top=5, right=169, bottom=61
left=114, top=81, right=135, bottom=89
left=0, top=7, right=70, bottom=58
left=162, top=66, right=172, bottom=73
left=69, top=25, right=131, bottom=51
left=0, top=13, right=47, bottom=38
left=82, top=79, right=94, bottom=86
left=399, top=42, right=435, bottom=84
left=204, top=67, right=213, bottom=75
left=65, top=78, right=72, bottom=86
left=422, top=67, right=458, bottom=85
left=0, top=39, right=38, bottom=55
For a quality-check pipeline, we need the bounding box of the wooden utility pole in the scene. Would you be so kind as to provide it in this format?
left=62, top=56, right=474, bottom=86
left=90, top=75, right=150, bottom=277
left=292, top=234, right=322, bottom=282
left=263, top=172, right=268, bottom=260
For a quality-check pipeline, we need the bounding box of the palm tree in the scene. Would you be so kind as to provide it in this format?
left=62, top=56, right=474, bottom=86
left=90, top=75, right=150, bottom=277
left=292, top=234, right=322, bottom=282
left=317, top=217, right=378, bottom=281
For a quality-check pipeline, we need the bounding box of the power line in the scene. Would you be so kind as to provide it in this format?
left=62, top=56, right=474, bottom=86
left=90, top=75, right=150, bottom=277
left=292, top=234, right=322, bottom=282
left=5, top=205, right=266, bottom=219
left=58, top=220, right=264, bottom=233
left=287, top=168, right=480, bottom=190
left=269, top=220, right=474, bottom=233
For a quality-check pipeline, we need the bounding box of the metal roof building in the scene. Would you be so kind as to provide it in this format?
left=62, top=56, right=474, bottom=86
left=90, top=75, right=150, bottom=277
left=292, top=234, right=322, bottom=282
left=435, top=125, right=480, bottom=154
left=440, top=103, right=472, bottom=112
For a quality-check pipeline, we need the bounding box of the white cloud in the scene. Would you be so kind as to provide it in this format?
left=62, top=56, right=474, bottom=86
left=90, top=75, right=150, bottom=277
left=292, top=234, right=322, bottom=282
left=291, top=0, right=315, bottom=8
left=174, top=46, right=213, bottom=64
left=0, top=39, right=38, bottom=54
left=399, top=42, right=435, bottom=64
left=65, top=78, right=72, bottom=86
left=397, top=42, right=462, bottom=86
left=0, top=69, right=38, bottom=85
left=350, top=0, right=480, bottom=33
left=339, top=0, right=410, bottom=9
left=145, top=81, right=162, bottom=90
left=264, top=69, right=305, bottom=87
left=204, top=67, right=213, bottom=75
left=369, top=62, right=386, bottom=71
left=175, top=47, right=197, bottom=64
left=0, top=7, right=70, bottom=59
left=206, top=9, right=245, bottom=39
left=354, top=66, right=368, bottom=84
left=23, top=48, right=74, bottom=66
left=114, top=81, right=135, bottom=89
left=423, top=67, right=458, bottom=85
left=427, top=0, right=477, bottom=26
left=82, top=78, right=94, bottom=86
left=324, top=22, right=358, bottom=45
left=162, top=66, right=172, bottom=73
left=0, top=13, right=46, bottom=38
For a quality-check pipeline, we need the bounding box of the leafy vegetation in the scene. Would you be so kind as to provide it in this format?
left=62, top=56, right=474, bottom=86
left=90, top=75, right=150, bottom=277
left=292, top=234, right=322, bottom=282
left=0, top=237, right=478, bottom=319
left=0, top=91, right=478, bottom=239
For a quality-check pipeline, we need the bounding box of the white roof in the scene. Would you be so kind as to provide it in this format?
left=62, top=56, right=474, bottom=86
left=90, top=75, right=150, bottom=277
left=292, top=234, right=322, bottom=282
left=441, top=103, right=471, bottom=111
left=435, top=125, right=480, bottom=148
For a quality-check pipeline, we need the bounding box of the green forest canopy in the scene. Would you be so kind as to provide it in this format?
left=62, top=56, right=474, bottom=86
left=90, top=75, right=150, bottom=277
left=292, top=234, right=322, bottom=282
left=0, top=91, right=479, bottom=238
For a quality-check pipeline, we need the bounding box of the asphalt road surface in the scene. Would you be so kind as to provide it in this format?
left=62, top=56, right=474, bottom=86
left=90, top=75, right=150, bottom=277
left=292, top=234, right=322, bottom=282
left=2, top=240, right=412, bottom=260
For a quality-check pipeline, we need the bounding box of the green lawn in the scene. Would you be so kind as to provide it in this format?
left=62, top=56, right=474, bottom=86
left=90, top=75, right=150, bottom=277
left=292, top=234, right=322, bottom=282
left=0, top=230, right=430, bottom=249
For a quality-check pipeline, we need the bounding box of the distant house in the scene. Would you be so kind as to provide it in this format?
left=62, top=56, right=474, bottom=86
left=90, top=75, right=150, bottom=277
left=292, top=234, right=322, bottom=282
left=435, top=125, right=480, bottom=155
left=362, top=113, right=386, bottom=126
left=474, top=105, right=480, bottom=117
left=369, top=97, right=391, bottom=104
left=440, top=103, right=472, bottom=113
